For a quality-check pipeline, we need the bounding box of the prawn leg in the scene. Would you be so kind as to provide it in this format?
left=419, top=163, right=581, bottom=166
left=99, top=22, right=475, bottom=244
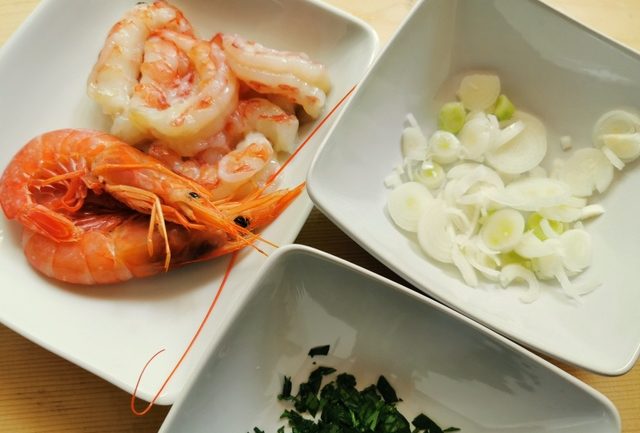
left=104, top=184, right=172, bottom=269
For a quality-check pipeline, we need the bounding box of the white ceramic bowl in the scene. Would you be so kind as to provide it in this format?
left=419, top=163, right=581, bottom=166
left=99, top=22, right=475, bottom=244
left=307, top=0, right=640, bottom=375
left=158, top=245, right=619, bottom=433
left=0, top=0, right=377, bottom=403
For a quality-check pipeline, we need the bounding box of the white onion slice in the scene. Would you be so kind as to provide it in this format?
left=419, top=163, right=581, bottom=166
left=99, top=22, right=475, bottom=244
left=593, top=109, right=640, bottom=146
left=494, top=120, right=525, bottom=149
left=532, top=254, right=564, bottom=280
left=447, top=163, right=482, bottom=179
left=486, top=111, right=547, bottom=175
left=499, top=264, right=541, bottom=303
left=384, top=172, right=403, bottom=189
left=480, top=208, right=525, bottom=252
left=559, top=229, right=592, bottom=272
left=458, top=113, right=496, bottom=161
left=417, top=199, right=454, bottom=263
left=452, top=243, right=478, bottom=287
left=515, top=232, right=558, bottom=258
left=387, top=182, right=433, bottom=232
left=401, top=126, right=428, bottom=160
left=581, top=204, right=605, bottom=219
left=492, top=177, right=570, bottom=211
left=601, top=145, right=625, bottom=170
left=560, top=148, right=613, bottom=196
left=601, top=133, right=640, bottom=163
left=429, top=130, right=461, bottom=164
left=409, top=161, right=445, bottom=189
left=539, top=204, right=583, bottom=223
left=457, top=74, right=501, bottom=111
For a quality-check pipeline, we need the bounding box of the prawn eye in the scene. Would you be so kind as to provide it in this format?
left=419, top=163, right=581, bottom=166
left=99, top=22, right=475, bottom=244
left=189, top=191, right=201, bottom=199
left=234, top=216, right=250, bottom=228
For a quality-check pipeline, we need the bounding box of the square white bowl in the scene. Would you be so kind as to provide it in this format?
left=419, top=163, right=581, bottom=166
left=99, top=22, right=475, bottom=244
left=307, top=0, right=640, bottom=375
left=0, top=0, right=377, bottom=403
left=158, top=245, right=620, bottom=433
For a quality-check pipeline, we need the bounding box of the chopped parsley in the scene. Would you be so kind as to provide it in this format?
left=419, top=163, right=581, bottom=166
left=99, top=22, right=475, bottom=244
left=248, top=346, right=459, bottom=433
left=307, top=345, right=331, bottom=357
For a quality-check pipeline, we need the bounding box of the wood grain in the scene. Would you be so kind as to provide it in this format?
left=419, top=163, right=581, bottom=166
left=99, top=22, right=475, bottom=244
left=0, top=0, right=638, bottom=432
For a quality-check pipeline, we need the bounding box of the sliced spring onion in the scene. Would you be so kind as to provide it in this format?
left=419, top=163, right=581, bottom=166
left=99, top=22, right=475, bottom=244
left=559, top=229, right=592, bottom=273
left=592, top=109, right=640, bottom=146
left=409, top=160, right=445, bottom=189
left=417, top=199, right=454, bottom=263
left=601, top=145, right=625, bottom=170
left=452, top=243, right=478, bottom=287
left=438, top=101, right=467, bottom=134
left=493, top=94, right=515, bottom=121
left=480, top=208, right=525, bottom=252
left=458, top=113, right=495, bottom=161
left=515, top=231, right=558, bottom=258
left=527, top=212, right=564, bottom=240
left=387, top=182, right=433, bottom=232
left=428, top=130, right=461, bottom=164
left=485, top=111, right=547, bottom=175
left=401, top=126, right=429, bottom=160
left=600, top=132, right=640, bottom=163
left=560, top=147, right=613, bottom=197
left=499, top=264, right=541, bottom=303
left=384, top=172, right=403, bottom=189
left=493, top=120, right=525, bottom=149
left=457, top=74, right=501, bottom=111
left=539, top=204, right=583, bottom=223
left=494, top=177, right=571, bottom=211
left=560, top=135, right=572, bottom=151
left=581, top=204, right=605, bottom=219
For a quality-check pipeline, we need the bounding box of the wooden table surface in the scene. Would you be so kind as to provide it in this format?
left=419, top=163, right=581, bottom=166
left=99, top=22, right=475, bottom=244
left=0, top=0, right=638, bottom=432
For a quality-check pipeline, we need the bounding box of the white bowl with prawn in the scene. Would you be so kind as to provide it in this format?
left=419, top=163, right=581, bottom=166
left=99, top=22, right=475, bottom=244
left=0, top=0, right=377, bottom=403
left=158, top=245, right=620, bottom=433
left=307, top=0, right=640, bottom=375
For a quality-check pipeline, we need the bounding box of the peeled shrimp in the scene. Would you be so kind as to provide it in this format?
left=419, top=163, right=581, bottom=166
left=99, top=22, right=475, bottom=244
left=129, top=31, right=239, bottom=155
left=148, top=132, right=278, bottom=200
left=214, top=33, right=331, bottom=118
left=0, top=129, right=302, bottom=284
left=222, top=98, right=299, bottom=153
left=88, top=2, right=239, bottom=155
left=87, top=1, right=194, bottom=142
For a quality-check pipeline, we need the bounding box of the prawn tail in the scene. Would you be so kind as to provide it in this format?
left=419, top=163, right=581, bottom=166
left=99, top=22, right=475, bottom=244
left=19, top=205, right=81, bottom=242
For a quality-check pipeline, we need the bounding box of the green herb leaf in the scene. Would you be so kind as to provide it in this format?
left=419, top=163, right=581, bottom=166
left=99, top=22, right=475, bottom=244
left=308, top=345, right=331, bottom=357
left=278, top=376, right=293, bottom=400
left=376, top=376, right=399, bottom=404
left=412, top=414, right=443, bottom=433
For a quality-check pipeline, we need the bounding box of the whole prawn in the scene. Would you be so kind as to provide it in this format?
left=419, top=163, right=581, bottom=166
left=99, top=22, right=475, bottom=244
left=0, top=129, right=302, bottom=284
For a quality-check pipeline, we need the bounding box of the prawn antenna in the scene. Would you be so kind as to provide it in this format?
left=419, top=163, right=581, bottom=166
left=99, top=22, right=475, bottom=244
left=130, top=251, right=239, bottom=416
left=264, top=84, right=357, bottom=189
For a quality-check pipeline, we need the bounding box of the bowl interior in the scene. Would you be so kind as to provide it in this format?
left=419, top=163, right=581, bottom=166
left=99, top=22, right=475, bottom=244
left=307, top=0, right=640, bottom=374
left=0, top=0, right=377, bottom=403
left=159, top=246, right=618, bottom=433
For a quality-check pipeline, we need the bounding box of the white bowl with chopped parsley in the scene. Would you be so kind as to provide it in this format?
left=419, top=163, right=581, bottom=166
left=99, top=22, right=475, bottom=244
left=158, top=245, right=619, bottom=433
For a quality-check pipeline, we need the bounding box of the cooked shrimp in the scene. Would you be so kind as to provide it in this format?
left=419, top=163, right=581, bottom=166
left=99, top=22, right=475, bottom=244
left=214, top=33, right=331, bottom=118
left=88, top=3, right=239, bottom=154
left=148, top=132, right=278, bottom=200
left=19, top=184, right=302, bottom=285
left=0, top=129, right=303, bottom=284
left=223, top=98, right=299, bottom=153
left=87, top=1, right=194, bottom=143
left=129, top=31, right=239, bottom=155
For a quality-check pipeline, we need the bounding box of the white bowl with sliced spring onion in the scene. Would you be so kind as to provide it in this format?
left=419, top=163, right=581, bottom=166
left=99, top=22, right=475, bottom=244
left=159, top=245, right=620, bottom=433
left=308, top=0, right=640, bottom=375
